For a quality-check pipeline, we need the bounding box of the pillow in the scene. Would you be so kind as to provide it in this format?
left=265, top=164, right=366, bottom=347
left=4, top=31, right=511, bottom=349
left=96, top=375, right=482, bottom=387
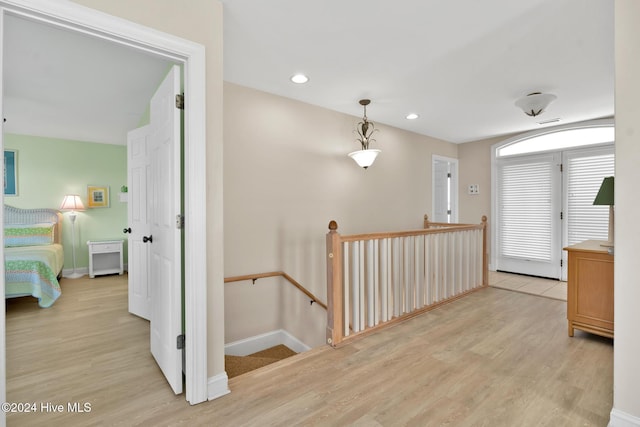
left=4, top=222, right=55, bottom=247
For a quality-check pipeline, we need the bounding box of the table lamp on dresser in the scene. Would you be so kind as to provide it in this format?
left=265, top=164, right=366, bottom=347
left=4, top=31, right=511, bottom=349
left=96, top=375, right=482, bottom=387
left=593, top=176, right=614, bottom=248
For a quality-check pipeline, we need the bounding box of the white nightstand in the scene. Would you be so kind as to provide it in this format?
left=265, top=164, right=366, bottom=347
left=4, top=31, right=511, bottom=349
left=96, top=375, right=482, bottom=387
left=86, top=240, right=124, bottom=278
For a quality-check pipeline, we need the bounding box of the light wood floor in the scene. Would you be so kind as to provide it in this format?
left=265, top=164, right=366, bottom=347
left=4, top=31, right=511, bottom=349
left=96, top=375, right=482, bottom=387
left=490, top=271, right=568, bottom=301
left=6, top=274, right=612, bottom=426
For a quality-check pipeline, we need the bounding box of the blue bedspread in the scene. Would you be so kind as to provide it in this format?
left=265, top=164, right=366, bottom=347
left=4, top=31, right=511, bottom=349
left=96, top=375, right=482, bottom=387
left=5, top=244, right=64, bottom=308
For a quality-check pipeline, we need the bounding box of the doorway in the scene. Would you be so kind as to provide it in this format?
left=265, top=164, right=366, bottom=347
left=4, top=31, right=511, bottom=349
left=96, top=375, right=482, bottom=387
left=432, top=155, right=458, bottom=223
left=491, top=121, right=614, bottom=280
left=0, top=0, right=209, bottom=408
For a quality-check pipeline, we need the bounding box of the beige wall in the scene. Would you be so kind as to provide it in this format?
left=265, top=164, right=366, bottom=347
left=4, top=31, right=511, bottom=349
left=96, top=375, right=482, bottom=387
left=223, top=82, right=458, bottom=347
left=72, top=0, right=226, bottom=377
left=613, top=0, right=640, bottom=422
left=457, top=135, right=506, bottom=263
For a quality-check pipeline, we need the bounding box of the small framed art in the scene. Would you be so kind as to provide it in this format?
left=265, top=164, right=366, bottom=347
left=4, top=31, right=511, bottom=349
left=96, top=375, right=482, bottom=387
left=87, top=185, right=110, bottom=208
left=4, top=150, right=18, bottom=196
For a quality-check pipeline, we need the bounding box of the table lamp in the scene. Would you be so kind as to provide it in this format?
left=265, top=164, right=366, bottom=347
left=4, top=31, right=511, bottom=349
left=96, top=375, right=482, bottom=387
left=593, top=176, right=614, bottom=247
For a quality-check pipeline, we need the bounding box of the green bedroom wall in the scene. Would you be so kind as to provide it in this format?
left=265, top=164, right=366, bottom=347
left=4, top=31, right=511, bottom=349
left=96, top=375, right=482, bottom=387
left=4, top=133, right=128, bottom=271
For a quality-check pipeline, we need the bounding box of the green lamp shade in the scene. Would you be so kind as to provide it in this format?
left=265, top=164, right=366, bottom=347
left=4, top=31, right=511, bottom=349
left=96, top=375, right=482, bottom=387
left=593, top=176, right=614, bottom=206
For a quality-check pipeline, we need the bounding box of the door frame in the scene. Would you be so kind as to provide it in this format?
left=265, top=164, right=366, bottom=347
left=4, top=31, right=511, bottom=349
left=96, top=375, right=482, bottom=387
left=0, top=0, right=209, bottom=409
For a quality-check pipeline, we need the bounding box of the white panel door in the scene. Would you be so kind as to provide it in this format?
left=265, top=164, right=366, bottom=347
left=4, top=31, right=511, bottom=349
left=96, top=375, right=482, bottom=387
left=497, top=153, right=562, bottom=279
left=127, top=125, right=151, bottom=320
left=149, top=65, right=183, bottom=394
left=432, top=155, right=458, bottom=223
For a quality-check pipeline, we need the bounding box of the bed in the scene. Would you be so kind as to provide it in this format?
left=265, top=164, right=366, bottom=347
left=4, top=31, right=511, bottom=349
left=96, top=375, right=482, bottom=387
left=4, top=205, right=65, bottom=308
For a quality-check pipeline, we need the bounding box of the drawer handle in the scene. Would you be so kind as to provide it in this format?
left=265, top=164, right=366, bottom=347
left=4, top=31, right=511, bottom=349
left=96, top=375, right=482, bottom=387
left=123, top=227, right=131, bottom=234
left=143, top=235, right=153, bottom=244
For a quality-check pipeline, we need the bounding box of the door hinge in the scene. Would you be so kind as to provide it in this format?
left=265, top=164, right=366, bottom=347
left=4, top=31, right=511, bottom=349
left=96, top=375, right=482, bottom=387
left=177, top=334, right=185, bottom=350
left=175, top=93, right=184, bottom=110
left=560, top=163, right=563, bottom=172
left=560, top=211, right=563, bottom=220
left=176, top=214, right=185, bottom=229
left=560, top=259, right=563, bottom=267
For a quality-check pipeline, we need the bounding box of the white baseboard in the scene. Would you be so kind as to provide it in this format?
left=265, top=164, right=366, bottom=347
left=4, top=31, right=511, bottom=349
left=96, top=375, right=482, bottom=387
left=207, top=372, right=230, bottom=401
left=225, top=329, right=311, bottom=356
left=610, top=408, right=640, bottom=427
left=61, top=267, right=89, bottom=278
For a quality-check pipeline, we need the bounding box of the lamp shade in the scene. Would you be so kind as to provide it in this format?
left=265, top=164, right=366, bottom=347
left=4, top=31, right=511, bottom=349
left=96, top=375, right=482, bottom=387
left=593, top=176, right=614, bottom=206
left=60, top=194, right=85, bottom=211
left=515, top=92, right=557, bottom=117
left=349, top=149, right=381, bottom=169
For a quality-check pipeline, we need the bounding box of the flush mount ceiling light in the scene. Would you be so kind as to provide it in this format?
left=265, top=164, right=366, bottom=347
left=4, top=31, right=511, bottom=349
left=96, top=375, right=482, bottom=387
left=515, top=92, right=557, bottom=117
left=348, top=99, right=380, bottom=169
left=406, top=113, right=419, bottom=120
left=290, top=73, right=309, bottom=84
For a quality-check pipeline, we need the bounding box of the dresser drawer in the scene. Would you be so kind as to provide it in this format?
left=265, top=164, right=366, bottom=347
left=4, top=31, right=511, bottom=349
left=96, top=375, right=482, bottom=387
left=90, top=243, right=121, bottom=253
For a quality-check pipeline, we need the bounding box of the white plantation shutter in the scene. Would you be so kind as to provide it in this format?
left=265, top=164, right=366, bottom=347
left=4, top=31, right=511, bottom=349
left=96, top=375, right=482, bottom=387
left=565, top=148, right=615, bottom=246
left=497, top=153, right=561, bottom=278
left=499, top=160, right=553, bottom=261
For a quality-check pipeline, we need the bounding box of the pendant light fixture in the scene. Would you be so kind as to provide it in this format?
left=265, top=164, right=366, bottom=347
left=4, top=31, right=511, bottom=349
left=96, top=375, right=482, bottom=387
left=349, top=99, right=380, bottom=169
left=515, top=92, right=557, bottom=117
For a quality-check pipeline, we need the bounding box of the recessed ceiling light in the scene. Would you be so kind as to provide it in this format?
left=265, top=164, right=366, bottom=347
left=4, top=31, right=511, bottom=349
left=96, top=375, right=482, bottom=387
left=290, top=73, right=309, bottom=84
left=406, top=113, right=419, bottom=120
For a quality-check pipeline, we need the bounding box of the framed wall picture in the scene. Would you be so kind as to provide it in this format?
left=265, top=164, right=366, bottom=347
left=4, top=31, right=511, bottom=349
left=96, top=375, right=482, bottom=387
left=4, top=150, right=18, bottom=196
left=87, top=185, right=110, bottom=208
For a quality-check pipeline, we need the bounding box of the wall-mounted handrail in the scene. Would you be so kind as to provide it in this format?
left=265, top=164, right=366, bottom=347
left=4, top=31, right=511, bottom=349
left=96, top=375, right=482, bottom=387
left=224, top=271, right=328, bottom=311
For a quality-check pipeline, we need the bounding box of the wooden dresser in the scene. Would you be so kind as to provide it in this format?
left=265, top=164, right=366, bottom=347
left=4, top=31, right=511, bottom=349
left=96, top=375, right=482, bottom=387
left=564, top=240, right=614, bottom=338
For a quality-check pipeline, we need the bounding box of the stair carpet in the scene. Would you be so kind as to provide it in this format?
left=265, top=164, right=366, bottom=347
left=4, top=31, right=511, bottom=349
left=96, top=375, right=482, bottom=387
left=225, top=344, right=297, bottom=379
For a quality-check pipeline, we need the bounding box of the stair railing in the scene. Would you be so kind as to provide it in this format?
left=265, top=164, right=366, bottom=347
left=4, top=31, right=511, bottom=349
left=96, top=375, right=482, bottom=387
left=326, top=215, right=487, bottom=347
left=224, top=271, right=327, bottom=310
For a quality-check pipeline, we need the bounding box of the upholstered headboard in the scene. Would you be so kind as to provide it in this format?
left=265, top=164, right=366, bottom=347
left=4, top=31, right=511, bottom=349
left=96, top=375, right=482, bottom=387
left=4, top=205, right=63, bottom=244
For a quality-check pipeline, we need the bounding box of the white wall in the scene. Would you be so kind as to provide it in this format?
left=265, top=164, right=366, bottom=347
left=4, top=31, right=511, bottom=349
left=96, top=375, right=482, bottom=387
left=612, top=0, right=640, bottom=424
left=223, top=82, right=459, bottom=347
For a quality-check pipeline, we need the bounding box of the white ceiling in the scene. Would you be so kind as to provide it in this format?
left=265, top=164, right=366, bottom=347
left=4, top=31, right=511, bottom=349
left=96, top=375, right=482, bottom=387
left=221, top=0, right=614, bottom=143
left=3, top=0, right=614, bottom=145
left=3, top=14, right=173, bottom=146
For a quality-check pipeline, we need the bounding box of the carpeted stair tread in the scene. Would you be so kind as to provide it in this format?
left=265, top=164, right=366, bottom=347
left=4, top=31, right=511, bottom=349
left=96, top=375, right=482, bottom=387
left=248, top=344, right=297, bottom=359
left=225, top=345, right=297, bottom=379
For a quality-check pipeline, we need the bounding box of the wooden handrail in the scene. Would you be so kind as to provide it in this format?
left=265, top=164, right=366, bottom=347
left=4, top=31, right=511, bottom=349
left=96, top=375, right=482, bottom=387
left=338, top=223, right=483, bottom=243
left=224, top=271, right=328, bottom=311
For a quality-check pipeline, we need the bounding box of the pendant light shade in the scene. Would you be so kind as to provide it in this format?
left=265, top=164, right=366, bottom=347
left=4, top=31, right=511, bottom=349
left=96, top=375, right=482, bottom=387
left=515, top=92, right=557, bottom=117
left=350, top=99, right=380, bottom=169
left=348, top=148, right=381, bottom=169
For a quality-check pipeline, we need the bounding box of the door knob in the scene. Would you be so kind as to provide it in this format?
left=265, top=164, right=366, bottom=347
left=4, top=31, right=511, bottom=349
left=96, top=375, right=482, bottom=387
left=143, top=235, right=153, bottom=243
left=123, top=227, right=131, bottom=234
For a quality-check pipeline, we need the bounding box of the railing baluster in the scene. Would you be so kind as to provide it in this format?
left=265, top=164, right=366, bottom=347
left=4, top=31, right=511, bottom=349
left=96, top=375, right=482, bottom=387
left=393, top=237, right=401, bottom=317
left=424, top=234, right=431, bottom=306
left=373, top=239, right=380, bottom=326
left=386, top=238, right=392, bottom=320
left=403, top=236, right=410, bottom=313
left=367, top=239, right=374, bottom=328
left=359, top=240, right=365, bottom=330
left=352, top=241, right=360, bottom=333
left=380, top=238, right=388, bottom=322
left=413, top=236, right=423, bottom=308
left=343, top=241, right=350, bottom=337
